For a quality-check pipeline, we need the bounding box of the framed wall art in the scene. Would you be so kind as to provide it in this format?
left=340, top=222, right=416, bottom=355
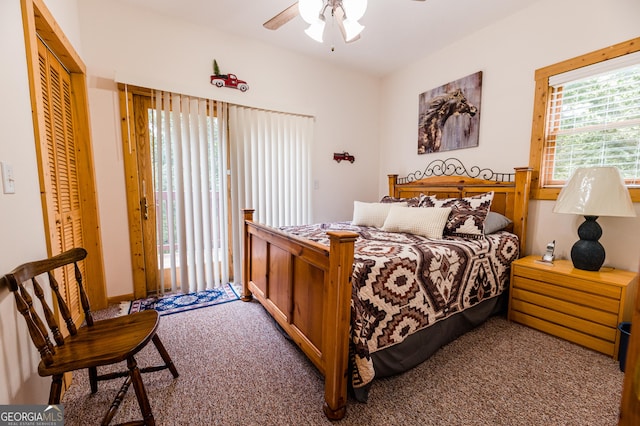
left=417, top=71, right=482, bottom=154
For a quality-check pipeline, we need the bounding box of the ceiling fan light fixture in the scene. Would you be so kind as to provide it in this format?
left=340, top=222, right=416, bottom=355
left=273, top=0, right=368, bottom=44
left=342, top=19, right=364, bottom=41
left=299, top=0, right=324, bottom=25
left=342, top=0, right=368, bottom=21
left=305, top=20, right=326, bottom=42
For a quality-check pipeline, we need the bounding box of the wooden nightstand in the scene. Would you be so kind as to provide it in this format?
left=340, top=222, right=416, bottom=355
left=508, top=255, right=638, bottom=359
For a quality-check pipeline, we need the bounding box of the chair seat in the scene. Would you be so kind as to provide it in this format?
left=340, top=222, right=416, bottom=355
left=38, top=310, right=160, bottom=377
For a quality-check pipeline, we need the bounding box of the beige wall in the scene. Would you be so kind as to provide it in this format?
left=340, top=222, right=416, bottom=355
left=78, top=0, right=382, bottom=297
left=379, top=0, right=640, bottom=271
left=1, top=0, right=639, bottom=406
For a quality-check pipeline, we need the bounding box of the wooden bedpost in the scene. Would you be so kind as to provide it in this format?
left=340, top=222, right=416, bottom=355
left=512, top=167, right=532, bottom=256
left=241, top=209, right=255, bottom=302
left=388, top=174, right=399, bottom=197
left=323, top=230, right=358, bottom=420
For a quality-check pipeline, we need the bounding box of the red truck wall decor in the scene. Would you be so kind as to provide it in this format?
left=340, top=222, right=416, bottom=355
left=333, top=152, right=355, bottom=163
left=211, top=59, right=249, bottom=92
left=210, top=73, right=249, bottom=92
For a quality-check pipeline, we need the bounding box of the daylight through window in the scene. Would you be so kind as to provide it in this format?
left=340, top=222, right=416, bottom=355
left=541, top=53, right=640, bottom=187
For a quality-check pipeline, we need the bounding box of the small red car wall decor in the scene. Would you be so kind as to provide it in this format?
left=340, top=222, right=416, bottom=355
left=333, top=152, right=355, bottom=163
left=211, top=59, right=249, bottom=92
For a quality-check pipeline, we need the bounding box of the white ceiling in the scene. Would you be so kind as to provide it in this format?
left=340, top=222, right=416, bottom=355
left=116, top=0, right=542, bottom=76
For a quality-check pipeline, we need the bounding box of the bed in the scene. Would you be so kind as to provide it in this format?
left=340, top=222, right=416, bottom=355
left=241, top=159, right=532, bottom=419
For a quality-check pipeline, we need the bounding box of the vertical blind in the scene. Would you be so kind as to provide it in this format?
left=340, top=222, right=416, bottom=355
left=151, top=91, right=230, bottom=293
left=543, top=53, right=640, bottom=186
left=228, top=105, right=313, bottom=283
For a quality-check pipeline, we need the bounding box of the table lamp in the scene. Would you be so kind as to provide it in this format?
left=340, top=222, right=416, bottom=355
left=553, top=166, right=636, bottom=271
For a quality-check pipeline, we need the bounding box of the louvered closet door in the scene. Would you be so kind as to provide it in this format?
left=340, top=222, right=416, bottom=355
left=38, top=38, right=85, bottom=328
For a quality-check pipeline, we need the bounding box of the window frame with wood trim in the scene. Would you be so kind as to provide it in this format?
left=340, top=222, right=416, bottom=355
left=529, top=37, right=640, bottom=202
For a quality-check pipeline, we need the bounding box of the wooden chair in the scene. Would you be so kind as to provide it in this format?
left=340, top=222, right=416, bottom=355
left=1, top=247, right=179, bottom=426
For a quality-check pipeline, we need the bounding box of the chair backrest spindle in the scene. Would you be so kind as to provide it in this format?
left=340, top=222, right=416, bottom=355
left=47, top=270, right=77, bottom=336
left=32, top=277, right=64, bottom=345
left=13, top=288, right=55, bottom=366
left=74, top=261, right=93, bottom=326
left=18, top=284, right=55, bottom=354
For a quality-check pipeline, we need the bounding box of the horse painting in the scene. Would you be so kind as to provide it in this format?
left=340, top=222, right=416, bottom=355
left=416, top=72, right=482, bottom=155
left=418, top=88, right=477, bottom=154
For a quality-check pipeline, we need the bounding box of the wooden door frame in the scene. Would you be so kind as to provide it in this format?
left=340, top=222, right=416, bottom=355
left=21, top=0, right=107, bottom=309
left=117, top=86, right=158, bottom=299
left=118, top=89, right=236, bottom=297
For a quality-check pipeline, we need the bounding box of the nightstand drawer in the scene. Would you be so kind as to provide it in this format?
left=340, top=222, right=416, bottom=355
left=513, top=266, right=622, bottom=299
left=511, top=287, right=619, bottom=327
left=510, top=311, right=615, bottom=356
left=510, top=297, right=617, bottom=341
left=512, top=276, right=621, bottom=315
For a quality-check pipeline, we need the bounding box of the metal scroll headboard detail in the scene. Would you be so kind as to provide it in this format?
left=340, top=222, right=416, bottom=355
left=397, top=158, right=515, bottom=184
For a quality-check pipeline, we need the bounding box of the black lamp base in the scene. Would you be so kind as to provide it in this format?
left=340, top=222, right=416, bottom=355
left=570, top=215, right=605, bottom=271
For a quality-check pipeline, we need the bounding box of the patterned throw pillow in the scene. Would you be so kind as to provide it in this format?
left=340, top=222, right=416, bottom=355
left=418, top=192, right=494, bottom=239
left=381, top=206, right=452, bottom=239
left=379, top=195, right=421, bottom=207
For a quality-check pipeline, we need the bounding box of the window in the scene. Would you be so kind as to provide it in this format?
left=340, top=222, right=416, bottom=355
left=529, top=37, right=640, bottom=202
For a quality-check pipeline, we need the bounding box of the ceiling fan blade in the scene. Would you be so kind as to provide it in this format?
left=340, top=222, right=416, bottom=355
left=263, top=2, right=299, bottom=30
left=334, top=7, right=361, bottom=44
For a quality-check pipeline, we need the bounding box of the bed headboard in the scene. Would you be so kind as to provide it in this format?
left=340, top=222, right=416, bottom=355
left=388, top=158, right=532, bottom=253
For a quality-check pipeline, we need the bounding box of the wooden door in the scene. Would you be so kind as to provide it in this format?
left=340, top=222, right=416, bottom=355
left=132, top=94, right=159, bottom=295
left=619, top=265, right=640, bottom=424
left=118, top=88, right=159, bottom=298
left=37, top=38, right=86, bottom=327
left=23, top=0, right=106, bottom=313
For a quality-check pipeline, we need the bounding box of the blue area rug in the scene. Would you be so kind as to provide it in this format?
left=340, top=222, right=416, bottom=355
left=127, top=283, right=240, bottom=316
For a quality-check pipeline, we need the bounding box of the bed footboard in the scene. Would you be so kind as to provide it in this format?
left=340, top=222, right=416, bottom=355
left=241, top=209, right=357, bottom=420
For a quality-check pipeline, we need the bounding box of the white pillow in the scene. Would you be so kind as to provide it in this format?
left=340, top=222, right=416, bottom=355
left=352, top=201, right=407, bottom=228
left=381, top=205, right=452, bottom=239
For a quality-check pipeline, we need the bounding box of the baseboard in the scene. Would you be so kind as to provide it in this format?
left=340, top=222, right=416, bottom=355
left=107, top=293, right=134, bottom=304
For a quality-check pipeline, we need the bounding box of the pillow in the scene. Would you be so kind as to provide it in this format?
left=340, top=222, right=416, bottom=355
left=484, top=211, right=513, bottom=234
left=419, top=192, right=494, bottom=239
left=379, top=195, right=421, bottom=207
left=381, top=205, right=452, bottom=239
left=417, top=193, right=437, bottom=207
left=352, top=201, right=407, bottom=228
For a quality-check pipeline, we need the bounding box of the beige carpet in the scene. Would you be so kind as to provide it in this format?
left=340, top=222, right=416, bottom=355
left=61, top=299, right=624, bottom=425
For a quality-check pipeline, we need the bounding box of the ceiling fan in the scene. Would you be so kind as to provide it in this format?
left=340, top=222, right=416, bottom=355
left=264, top=0, right=426, bottom=44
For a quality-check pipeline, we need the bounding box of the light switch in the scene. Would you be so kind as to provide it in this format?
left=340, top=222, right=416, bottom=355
left=1, top=162, right=16, bottom=194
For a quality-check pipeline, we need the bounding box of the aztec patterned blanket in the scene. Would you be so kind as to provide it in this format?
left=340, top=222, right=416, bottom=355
left=279, top=222, right=519, bottom=391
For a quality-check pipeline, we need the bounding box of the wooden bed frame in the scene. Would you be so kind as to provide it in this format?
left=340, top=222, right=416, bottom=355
left=241, top=161, right=532, bottom=420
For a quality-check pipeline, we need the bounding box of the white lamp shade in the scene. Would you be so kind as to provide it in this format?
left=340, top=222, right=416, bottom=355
left=342, top=0, right=368, bottom=21
left=299, top=0, right=323, bottom=24
left=553, top=166, right=636, bottom=217
left=342, top=19, right=364, bottom=41
left=305, top=21, right=326, bottom=43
